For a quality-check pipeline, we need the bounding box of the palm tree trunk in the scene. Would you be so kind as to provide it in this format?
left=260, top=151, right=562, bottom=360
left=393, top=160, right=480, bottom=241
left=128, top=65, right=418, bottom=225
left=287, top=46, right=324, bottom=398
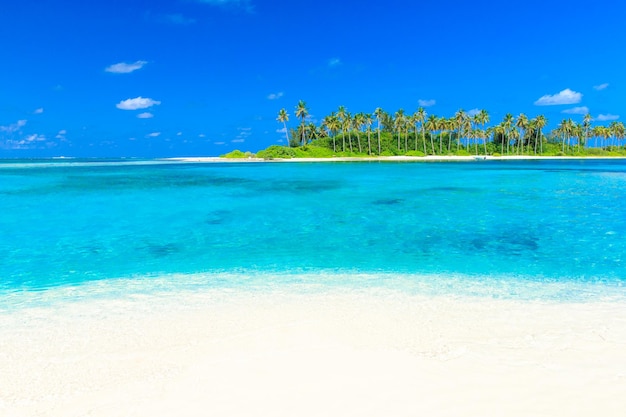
left=404, top=130, right=408, bottom=154
left=283, top=122, right=289, bottom=147
left=377, top=122, right=381, bottom=155
left=438, top=131, right=442, bottom=153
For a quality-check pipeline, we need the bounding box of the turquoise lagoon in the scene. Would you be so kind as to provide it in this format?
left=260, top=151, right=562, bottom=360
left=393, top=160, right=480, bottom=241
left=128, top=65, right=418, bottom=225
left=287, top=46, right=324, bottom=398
left=1, top=158, right=625, bottom=308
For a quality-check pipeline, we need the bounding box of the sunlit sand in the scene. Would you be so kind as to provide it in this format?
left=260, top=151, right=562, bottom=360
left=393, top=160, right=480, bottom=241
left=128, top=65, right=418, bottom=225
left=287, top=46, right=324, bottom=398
left=2, top=288, right=625, bottom=416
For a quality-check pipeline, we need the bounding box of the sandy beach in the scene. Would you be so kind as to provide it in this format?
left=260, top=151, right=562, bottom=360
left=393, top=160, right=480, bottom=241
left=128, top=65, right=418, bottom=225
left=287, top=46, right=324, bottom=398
left=2, top=288, right=625, bottom=417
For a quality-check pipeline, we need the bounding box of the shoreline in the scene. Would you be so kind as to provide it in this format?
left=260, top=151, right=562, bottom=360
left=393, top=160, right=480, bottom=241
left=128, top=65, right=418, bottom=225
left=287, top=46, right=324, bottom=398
left=2, top=288, right=626, bottom=416
left=164, top=155, right=626, bottom=163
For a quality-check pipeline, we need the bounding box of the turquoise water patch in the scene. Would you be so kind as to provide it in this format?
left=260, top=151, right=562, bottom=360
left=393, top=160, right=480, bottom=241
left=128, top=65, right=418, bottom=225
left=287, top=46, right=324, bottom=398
left=0, top=159, right=625, bottom=301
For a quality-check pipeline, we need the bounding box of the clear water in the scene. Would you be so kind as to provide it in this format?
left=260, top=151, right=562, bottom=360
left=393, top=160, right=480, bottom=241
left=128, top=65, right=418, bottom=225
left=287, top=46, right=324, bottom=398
left=1, top=159, right=625, bottom=307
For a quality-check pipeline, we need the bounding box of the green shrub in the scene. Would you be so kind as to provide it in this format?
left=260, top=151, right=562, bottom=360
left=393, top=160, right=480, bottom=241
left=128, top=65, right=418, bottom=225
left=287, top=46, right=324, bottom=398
left=221, top=149, right=249, bottom=158
left=293, top=146, right=335, bottom=158
left=256, top=145, right=296, bottom=159
left=405, top=150, right=425, bottom=157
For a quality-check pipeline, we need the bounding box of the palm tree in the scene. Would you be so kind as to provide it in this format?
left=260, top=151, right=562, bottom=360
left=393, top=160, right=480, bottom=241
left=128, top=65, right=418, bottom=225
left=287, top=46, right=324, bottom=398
left=583, top=113, right=592, bottom=149
left=515, top=113, right=528, bottom=155
left=415, top=107, right=427, bottom=154
left=438, top=117, right=448, bottom=154
left=337, top=106, right=347, bottom=152
left=534, top=115, right=547, bottom=154
left=477, top=109, right=490, bottom=154
left=503, top=113, right=514, bottom=154
left=345, top=112, right=354, bottom=152
left=364, top=113, right=374, bottom=155
left=494, top=123, right=506, bottom=153
left=610, top=121, right=625, bottom=149
left=354, top=112, right=365, bottom=153
left=454, top=109, right=467, bottom=150
left=409, top=113, right=419, bottom=153
left=322, top=113, right=339, bottom=152
left=597, top=126, right=611, bottom=149
left=447, top=117, right=457, bottom=152
left=306, top=122, right=318, bottom=141
left=425, top=114, right=438, bottom=154
left=394, top=109, right=405, bottom=153
left=374, top=107, right=383, bottom=155
left=557, top=119, right=574, bottom=153
left=277, top=108, right=290, bottom=147
left=295, top=100, right=309, bottom=146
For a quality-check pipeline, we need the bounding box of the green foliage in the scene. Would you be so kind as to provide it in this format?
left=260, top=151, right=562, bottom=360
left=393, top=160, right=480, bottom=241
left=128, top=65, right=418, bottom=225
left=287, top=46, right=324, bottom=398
left=256, top=145, right=296, bottom=159
left=292, top=146, right=336, bottom=158
left=269, top=102, right=626, bottom=159
left=221, top=149, right=251, bottom=159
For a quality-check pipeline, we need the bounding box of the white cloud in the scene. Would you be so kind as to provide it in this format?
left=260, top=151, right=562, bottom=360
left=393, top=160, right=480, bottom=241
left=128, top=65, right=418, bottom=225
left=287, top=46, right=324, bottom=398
left=33, top=108, right=44, bottom=114
left=105, top=61, right=148, bottom=74
left=116, top=97, right=161, bottom=110
left=418, top=99, right=436, bottom=107
left=56, top=129, right=67, bottom=139
left=562, top=106, right=589, bottom=115
left=198, top=133, right=206, bottom=138
left=24, top=134, right=46, bottom=142
left=0, top=119, right=27, bottom=133
left=328, top=58, right=341, bottom=67
left=276, top=127, right=287, bottom=134
left=214, top=141, right=226, bottom=145
left=137, top=112, right=154, bottom=119
left=593, top=83, right=609, bottom=91
left=146, top=132, right=161, bottom=137
left=595, top=114, right=620, bottom=121
left=232, top=139, right=245, bottom=143
left=467, top=108, right=480, bottom=117
left=267, top=92, right=284, bottom=100
left=534, top=88, right=582, bottom=105
left=177, top=132, right=183, bottom=136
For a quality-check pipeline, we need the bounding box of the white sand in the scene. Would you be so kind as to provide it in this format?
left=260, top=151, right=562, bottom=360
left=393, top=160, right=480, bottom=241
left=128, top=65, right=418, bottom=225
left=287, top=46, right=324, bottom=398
left=164, top=155, right=626, bottom=163
left=2, top=288, right=626, bottom=417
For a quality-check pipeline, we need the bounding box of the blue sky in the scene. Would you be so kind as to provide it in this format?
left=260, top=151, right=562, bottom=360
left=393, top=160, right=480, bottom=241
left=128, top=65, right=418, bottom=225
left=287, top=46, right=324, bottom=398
left=1, top=0, right=624, bottom=157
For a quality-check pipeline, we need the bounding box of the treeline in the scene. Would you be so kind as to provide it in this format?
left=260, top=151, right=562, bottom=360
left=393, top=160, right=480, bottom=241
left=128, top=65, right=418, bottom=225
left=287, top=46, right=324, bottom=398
left=267, top=101, right=626, bottom=157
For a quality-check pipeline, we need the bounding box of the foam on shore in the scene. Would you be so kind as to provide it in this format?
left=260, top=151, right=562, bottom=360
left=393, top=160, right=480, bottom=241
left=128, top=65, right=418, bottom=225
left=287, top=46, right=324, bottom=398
left=2, top=286, right=625, bottom=417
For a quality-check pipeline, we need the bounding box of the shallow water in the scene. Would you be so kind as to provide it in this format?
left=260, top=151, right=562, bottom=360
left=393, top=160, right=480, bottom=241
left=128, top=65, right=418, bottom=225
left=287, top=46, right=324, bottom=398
left=1, top=159, right=625, bottom=306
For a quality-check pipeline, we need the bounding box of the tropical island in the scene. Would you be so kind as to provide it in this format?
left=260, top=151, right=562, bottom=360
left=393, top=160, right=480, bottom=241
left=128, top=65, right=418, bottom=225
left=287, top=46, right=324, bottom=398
left=223, top=100, right=626, bottom=159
